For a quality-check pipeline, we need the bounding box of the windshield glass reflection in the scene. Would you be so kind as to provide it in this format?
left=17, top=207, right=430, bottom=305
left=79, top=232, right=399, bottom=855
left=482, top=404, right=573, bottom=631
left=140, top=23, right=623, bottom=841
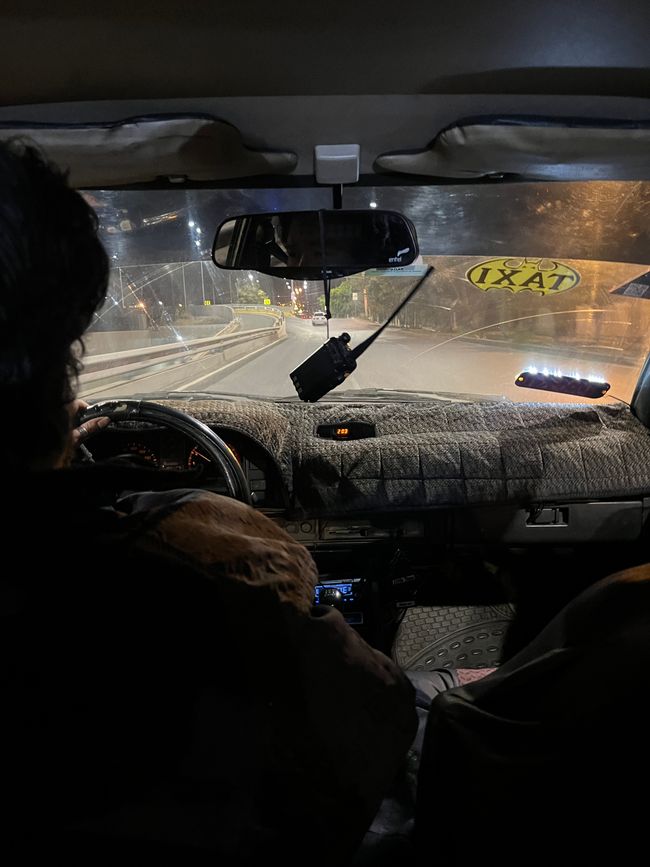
left=79, top=182, right=650, bottom=404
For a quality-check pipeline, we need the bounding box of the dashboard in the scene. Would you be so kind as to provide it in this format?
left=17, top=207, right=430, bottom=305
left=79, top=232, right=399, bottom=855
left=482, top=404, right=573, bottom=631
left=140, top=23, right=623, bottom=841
left=82, top=397, right=650, bottom=652
left=85, top=397, right=650, bottom=538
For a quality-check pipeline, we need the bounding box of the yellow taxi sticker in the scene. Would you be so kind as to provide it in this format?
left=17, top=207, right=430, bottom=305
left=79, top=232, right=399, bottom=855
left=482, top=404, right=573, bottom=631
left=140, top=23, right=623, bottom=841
left=466, top=257, right=581, bottom=295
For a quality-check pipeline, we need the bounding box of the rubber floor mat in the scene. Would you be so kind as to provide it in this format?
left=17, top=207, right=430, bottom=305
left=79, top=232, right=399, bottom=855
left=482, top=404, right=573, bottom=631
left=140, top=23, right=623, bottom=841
left=392, top=603, right=515, bottom=670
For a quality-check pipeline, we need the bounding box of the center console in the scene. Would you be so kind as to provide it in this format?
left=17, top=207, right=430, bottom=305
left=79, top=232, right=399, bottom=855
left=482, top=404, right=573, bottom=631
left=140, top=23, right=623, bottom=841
left=313, top=576, right=368, bottom=626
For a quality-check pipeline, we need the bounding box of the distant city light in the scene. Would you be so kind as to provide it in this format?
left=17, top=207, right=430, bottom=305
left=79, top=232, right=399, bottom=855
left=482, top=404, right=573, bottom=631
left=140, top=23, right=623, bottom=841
left=369, top=201, right=377, bottom=208
left=188, top=220, right=195, bottom=227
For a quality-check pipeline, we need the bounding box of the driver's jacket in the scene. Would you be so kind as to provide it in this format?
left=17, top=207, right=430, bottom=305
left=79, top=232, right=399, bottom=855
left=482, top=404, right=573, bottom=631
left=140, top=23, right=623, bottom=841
left=2, top=464, right=417, bottom=866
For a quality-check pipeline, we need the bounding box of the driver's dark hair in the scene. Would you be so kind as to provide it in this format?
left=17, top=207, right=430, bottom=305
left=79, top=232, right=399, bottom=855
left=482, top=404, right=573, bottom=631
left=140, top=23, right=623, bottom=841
left=0, top=140, right=109, bottom=468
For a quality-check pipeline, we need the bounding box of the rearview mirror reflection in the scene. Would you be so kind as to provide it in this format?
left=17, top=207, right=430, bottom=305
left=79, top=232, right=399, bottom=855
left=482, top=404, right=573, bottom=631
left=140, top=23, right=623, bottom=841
left=212, top=209, right=419, bottom=280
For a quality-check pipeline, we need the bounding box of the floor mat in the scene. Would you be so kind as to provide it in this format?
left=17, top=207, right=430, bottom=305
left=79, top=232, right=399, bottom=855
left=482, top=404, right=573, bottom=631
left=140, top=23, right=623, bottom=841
left=392, top=603, right=515, bottom=670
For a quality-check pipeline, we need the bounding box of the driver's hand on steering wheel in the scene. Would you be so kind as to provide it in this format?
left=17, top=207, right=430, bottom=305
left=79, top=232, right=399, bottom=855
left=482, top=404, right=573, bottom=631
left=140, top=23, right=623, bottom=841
left=55, top=399, right=110, bottom=468
left=70, top=399, right=110, bottom=445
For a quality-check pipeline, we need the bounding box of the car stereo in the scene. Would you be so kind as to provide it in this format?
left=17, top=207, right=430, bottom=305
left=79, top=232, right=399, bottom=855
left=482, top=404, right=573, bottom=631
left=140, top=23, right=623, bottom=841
left=313, top=577, right=366, bottom=625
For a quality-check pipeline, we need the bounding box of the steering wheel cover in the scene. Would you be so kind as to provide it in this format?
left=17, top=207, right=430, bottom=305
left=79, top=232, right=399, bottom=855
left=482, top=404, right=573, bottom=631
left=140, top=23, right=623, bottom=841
left=80, top=400, right=252, bottom=505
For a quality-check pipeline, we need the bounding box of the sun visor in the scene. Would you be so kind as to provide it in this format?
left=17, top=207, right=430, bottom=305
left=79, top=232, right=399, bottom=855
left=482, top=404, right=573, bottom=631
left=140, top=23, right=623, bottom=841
left=374, top=117, right=650, bottom=180
left=0, top=114, right=297, bottom=186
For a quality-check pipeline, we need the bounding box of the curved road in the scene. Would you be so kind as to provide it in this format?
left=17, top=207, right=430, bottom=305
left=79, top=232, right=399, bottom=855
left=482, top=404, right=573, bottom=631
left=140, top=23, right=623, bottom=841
left=82, top=312, right=641, bottom=405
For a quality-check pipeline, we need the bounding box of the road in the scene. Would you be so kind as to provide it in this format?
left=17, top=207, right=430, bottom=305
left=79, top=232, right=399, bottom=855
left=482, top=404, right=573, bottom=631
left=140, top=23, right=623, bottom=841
left=83, top=313, right=641, bottom=404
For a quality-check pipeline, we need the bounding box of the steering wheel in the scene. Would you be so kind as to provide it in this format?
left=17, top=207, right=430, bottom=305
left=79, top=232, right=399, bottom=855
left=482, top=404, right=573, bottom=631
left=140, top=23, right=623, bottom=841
left=80, top=399, right=252, bottom=505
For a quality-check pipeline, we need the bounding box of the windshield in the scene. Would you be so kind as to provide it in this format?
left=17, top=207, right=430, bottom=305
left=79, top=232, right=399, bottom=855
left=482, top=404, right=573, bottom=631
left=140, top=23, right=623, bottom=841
left=80, top=181, right=650, bottom=404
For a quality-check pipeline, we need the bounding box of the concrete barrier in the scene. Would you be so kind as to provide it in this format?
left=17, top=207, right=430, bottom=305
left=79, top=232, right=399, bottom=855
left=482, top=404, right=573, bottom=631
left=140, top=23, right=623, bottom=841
left=80, top=311, right=285, bottom=395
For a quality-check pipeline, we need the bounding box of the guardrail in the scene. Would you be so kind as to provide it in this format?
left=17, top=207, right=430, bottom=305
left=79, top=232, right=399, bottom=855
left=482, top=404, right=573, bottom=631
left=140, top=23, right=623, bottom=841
left=80, top=309, right=285, bottom=394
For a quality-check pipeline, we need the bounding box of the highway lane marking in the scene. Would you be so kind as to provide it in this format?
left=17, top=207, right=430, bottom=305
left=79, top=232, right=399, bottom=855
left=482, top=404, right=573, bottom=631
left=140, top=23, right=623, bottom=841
left=175, top=334, right=288, bottom=391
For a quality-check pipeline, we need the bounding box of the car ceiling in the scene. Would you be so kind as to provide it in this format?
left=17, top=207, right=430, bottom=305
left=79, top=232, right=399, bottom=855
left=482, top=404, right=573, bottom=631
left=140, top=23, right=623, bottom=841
left=1, top=0, right=649, bottom=178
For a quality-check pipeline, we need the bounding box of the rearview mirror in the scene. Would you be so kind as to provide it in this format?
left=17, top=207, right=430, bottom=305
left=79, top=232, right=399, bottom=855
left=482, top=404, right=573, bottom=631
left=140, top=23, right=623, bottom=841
left=211, top=209, right=419, bottom=280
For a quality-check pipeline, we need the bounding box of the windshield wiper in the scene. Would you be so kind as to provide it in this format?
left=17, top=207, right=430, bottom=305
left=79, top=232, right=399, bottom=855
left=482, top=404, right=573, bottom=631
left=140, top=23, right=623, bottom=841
left=277, top=387, right=508, bottom=403
left=166, top=391, right=246, bottom=400
left=121, top=388, right=509, bottom=404
left=128, top=391, right=258, bottom=402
